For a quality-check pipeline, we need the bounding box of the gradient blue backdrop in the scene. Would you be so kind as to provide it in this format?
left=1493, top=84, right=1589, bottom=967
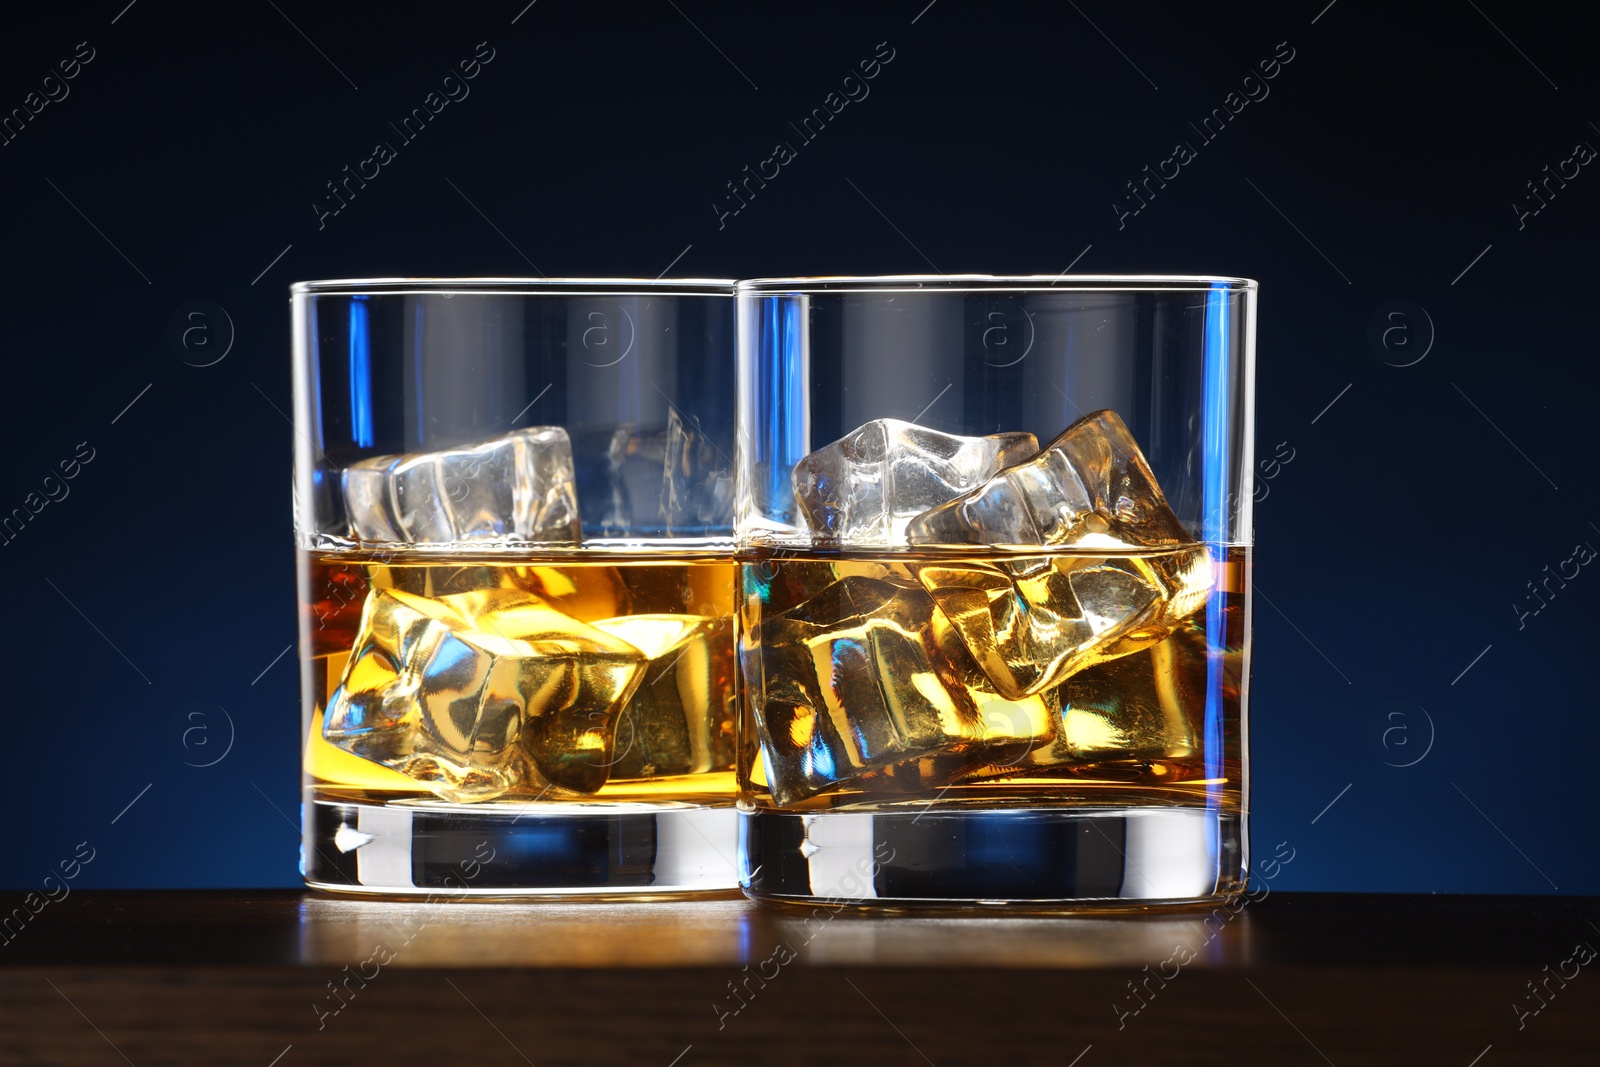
left=1, top=0, right=1593, bottom=893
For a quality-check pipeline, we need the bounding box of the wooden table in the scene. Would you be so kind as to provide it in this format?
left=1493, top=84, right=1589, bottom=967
left=1, top=891, right=1594, bottom=1065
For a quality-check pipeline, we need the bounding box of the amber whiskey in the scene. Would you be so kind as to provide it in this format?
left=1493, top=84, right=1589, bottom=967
left=736, top=545, right=1246, bottom=814
left=302, top=552, right=738, bottom=807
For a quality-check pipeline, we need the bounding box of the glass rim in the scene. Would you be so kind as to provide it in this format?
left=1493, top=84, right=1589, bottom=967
left=734, top=273, right=1258, bottom=294
left=290, top=277, right=736, bottom=297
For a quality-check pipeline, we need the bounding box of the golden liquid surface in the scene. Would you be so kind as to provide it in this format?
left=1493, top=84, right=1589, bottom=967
left=300, top=552, right=737, bottom=806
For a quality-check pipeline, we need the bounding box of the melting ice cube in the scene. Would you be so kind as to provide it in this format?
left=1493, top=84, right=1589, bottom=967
left=749, top=575, right=1057, bottom=804
left=342, top=427, right=581, bottom=545
left=589, top=614, right=736, bottom=779
left=323, top=586, right=646, bottom=801
left=791, top=420, right=1037, bottom=546
left=598, top=409, right=733, bottom=535
left=904, top=410, right=1190, bottom=550
left=912, top=551, right=1211, bottom=699
left=903, top=410, right=1211, bottom=698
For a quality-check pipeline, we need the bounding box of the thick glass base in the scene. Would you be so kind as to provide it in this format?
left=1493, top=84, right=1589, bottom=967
left=304, top=794, right=740, bottom=896
left=739, top=806, right=1243, bottom=907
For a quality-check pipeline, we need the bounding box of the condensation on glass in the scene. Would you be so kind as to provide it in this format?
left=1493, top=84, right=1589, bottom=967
left=734, top=275, right=1255, bottom=907
left=292, top=279, right=740, bottom=895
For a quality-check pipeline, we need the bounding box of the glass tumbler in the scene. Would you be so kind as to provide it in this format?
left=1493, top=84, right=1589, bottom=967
left=292, top=279, right=739, bottom=896
left=735, top=275, right=1255, bottom=907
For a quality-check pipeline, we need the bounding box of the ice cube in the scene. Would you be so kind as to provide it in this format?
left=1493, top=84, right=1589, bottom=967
left=1056, top=636, right=1201, bottom=763
left=597, top=410, right=733, bottom=534
left=792, top=420, right=1037, bottom=546
left=957, top=629, right=1209, bottom=784
left=889, top=616, right=1215, bottom=791
left=342, top=427, right=580, bottom=545
left=590, top=615, right=736, bottom=779
left=748, top=576, right=1056, bottom=804
left=912, top=550, right=1211, bottom=699
left=858, top=608, right=1064, bottom=793
left=904, top=410, right=1189, bottom=550
left=660, top=408, right=734, bottom=529
left=904, top=410, right=1210, bottom=698
left=323, top=586, right=646, bottom=801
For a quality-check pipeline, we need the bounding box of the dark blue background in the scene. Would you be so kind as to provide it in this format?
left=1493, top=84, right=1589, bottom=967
left=1, top=0, right=1593, bottom=893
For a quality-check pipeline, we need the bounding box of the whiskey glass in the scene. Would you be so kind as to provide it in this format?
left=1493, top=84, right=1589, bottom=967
left=735, top=275, right=1254, bottom=906
left=293, top=279, right=739, bottom=895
